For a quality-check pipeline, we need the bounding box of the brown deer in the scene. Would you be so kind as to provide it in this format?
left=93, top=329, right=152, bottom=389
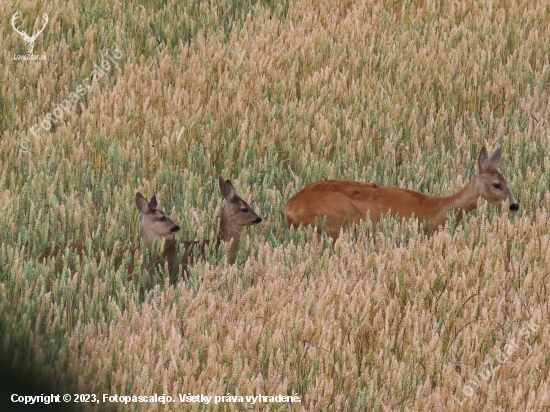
left=140, top=177, right=262, bottom=282
left=38, top=193, right=180, bottom=272
left=284, top=146, right=519, bottom=239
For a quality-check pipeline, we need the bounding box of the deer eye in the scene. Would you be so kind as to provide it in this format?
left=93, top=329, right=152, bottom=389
left=158, top=216, right=166, bottom=222
left=241, top=208, right=249, bottom=213
left=493, top=183, right=501, bottom=189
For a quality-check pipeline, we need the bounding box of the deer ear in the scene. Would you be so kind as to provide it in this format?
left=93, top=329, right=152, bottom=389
left=218, top=176, right=226, bottom=196
left=149, top=194, right=158, bottom=209
left=225, top=180, right=236, bottom=200
left=478, top=147, right=489, bottom=174
left=136, top=193, right=151, bottom=214
left=219, top=177, right=236, bottom=201
left=489, top=145, right=502, bottom=166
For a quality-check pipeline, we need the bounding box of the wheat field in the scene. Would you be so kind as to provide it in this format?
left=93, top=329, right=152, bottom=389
left=1, top=0, right=549, bottom=410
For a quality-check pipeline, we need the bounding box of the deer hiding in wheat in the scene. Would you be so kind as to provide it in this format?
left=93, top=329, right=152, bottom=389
left=39, top=178, right=261, bottom=283
left=141, top=177, right=262, bottom=282
left=38, top=193, right=180, bottom=272
left=284, top=146, right=519, bottom=239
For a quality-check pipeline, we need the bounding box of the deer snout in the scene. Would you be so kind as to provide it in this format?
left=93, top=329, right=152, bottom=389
left=252, top=217, right=262, bottom=224
left=509, top=203, right=519, bottom=212
left=171, top=225, right=181, bottom=233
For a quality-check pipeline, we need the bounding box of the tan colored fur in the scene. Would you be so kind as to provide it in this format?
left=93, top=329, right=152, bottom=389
left=284, top=147, right=519, bottom=239
left=38, top=193, right=180, bottom=273
left=144, top=177, right=262, bottom=282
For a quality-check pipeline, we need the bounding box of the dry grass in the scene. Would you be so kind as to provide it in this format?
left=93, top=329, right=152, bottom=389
left=1, top=0, right=549, bottom=410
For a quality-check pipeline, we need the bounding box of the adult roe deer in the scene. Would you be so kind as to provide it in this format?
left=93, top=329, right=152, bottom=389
left=284, top=146, right=519, bottom=239
left=144, top=177, right=263, bottom=282
left=38, top=193, right=180, bottom=271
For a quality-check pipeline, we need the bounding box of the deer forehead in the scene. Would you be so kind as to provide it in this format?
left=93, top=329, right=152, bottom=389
left=482, top=168, right=506, bottom=183
left=226, top=197, right=244, bottom=206
left=239, top=201, right=253, bottom=210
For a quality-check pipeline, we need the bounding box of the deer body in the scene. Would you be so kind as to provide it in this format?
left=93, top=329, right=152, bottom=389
left=39, top=193, right=180, bottom=273
left=284, top=147, right=519, bottom=239
left=39, top=178, right=261, bottom=283
left=38, top=243, right=101, bottom=271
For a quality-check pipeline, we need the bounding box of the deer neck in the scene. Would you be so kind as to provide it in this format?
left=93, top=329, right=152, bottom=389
left=439, top=179, right=482, bottom=221
left=217, top=207, right=240, bottom=264
left=141, top=225, right=161, bottom=250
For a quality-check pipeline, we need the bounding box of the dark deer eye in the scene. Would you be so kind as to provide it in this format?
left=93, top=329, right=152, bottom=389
left=159, top=216, right=166, bottom=222
left=493, top=183, right=501, bottom=189
left=241, top=208, right=249, bottom=213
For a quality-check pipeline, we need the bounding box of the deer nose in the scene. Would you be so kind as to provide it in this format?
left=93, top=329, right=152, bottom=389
left=509, top=203, right=519, bottom=212
left=253, top=217, right=262, bottom=224
left=171, top=225, right=181, bottom=232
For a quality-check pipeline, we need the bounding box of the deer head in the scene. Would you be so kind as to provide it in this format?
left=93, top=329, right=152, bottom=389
left=219, top=177, right=262, bottom=229
left=476, top=146, right=519, bottom=211
left=136, top=193, right=181, bottom=248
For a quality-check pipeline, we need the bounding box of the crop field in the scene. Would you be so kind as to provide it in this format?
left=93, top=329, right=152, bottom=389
left=1, top=0, right=550, bottom=410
